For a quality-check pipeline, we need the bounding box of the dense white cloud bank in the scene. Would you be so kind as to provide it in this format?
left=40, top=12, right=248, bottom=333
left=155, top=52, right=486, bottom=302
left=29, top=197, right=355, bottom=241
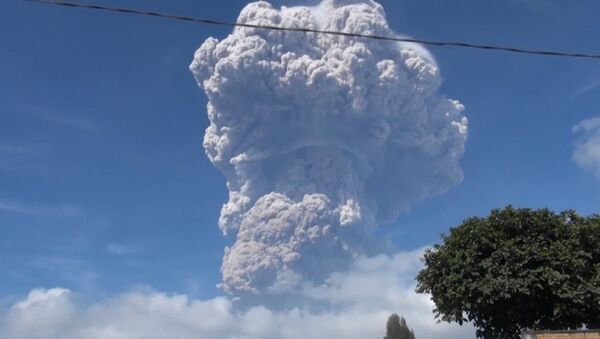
left=190, top=0, right=468, bottom=294
left=573, top=117, right=600, bottom=179
left=0, top=250, right=474, bottom=339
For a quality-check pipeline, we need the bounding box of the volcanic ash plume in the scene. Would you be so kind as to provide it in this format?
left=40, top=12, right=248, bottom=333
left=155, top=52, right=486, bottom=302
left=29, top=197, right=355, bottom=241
left=190, top=0, right=468, bottom=295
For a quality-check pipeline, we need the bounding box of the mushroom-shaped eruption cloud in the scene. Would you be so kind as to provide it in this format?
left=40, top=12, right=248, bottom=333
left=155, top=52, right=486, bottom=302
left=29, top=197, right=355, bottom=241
left=190, top=0, right=468, bottom=296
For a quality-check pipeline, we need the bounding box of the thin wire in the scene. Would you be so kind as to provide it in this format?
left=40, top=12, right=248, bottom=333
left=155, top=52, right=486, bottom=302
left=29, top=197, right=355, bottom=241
left=21, top=0, right=600, bottom=60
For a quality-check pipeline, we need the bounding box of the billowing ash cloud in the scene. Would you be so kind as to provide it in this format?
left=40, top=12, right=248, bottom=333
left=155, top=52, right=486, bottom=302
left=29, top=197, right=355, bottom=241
left=190, top=0, right=468, bottom=294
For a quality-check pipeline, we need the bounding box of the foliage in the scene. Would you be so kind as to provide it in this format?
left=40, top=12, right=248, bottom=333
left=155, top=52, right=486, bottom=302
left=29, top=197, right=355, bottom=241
left=383, top=313, right=416, bottom=339
left=415, top=206, right=600, bottom=338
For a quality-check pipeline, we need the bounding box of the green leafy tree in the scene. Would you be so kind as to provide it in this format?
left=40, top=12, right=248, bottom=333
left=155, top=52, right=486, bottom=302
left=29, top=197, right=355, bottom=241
left=383, top=313, right=416, bottom=339
left=416, top=206, right=600, bottom=338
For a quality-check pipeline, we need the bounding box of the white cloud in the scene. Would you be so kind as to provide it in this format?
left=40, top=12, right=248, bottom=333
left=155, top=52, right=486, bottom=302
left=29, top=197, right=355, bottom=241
left=12, top=288, right=71, bottom=311
left=24, top=106, right=97, bottom=131
left=0, top=249, right=474, bottom=339
left=0, top=201, right=31, bottom=214
left=190, top=0, right=467, bottom=294
left=0, top=198, right=84, bottom=219
left=3, top=288, right=74, bottom=339
left=0, top=143, right=42, bottom=173
left=41, top=112, right=96, bottom=131
left=3, top=103, right=97, bottom=132
left=571, top=79, right=600, bottom=98
left=106, top=243, right=138, bottom=256
left=572, top=117, right=600, bottom=179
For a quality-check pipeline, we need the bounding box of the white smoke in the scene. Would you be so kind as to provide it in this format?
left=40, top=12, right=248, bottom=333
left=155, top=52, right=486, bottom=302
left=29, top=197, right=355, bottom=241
left=190, top=0, right=468, bottom=294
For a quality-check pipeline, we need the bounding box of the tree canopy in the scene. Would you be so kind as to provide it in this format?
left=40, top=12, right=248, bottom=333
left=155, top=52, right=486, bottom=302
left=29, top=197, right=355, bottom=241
left=416, top=206, right=600, bottom=338
left=383, top=313, right=416, bottom=339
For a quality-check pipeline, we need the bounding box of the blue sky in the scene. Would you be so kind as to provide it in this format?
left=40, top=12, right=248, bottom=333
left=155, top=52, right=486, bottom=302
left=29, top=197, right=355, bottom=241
left=1, top=0, right=599, bottom=303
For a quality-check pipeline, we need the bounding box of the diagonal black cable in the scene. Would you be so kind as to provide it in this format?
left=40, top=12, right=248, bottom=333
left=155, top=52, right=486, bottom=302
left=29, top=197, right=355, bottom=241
left=20, top=0, right=600, bottom=60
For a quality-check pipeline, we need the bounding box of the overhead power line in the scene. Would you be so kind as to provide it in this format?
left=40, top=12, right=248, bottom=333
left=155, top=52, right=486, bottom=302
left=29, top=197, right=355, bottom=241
left=21, top=0, right=600, bottom=60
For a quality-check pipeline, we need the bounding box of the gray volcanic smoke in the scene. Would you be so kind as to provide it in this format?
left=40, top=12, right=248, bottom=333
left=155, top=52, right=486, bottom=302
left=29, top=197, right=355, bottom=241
left=190, top=0, right=468, bottom=295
